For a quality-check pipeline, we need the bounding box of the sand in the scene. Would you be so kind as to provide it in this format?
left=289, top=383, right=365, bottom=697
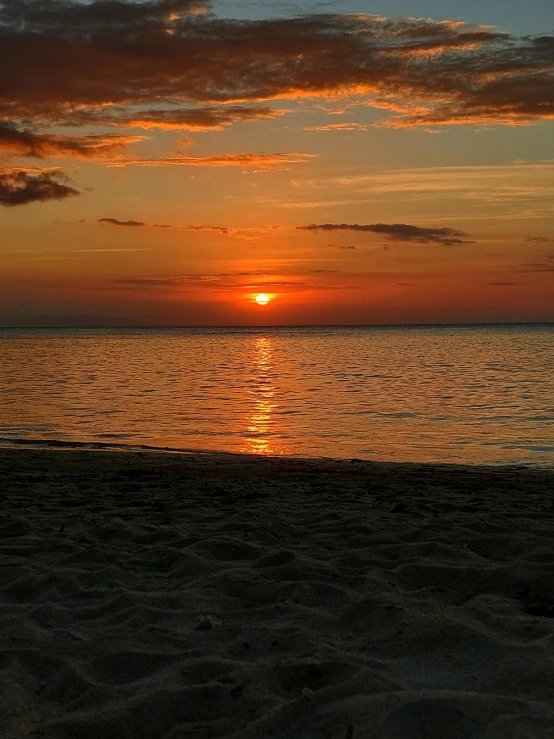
left=0, top=447, right=553, bottom=739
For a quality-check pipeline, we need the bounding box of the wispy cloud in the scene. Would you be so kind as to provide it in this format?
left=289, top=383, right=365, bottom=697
left=111, top=267, right=338, bottom=291
left=524, top=236, right=554, bottom=243
left=105, top=153, right=315, bottom=169
left=298, top=222, right=473, bottom=245
left=518, top=253, right=554, bottom=272
left=304, top=122, right=370, bottom=131
left=114, top=275, right=222, bottom=286
left=0, top=167, right=79, bottom=206
left=97, top=218, right=281, bottom=240
left=287, top=164, right=554, bottom=219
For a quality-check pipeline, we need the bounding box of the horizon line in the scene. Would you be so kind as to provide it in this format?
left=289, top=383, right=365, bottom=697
left=1, top=321, right=553, bottom=330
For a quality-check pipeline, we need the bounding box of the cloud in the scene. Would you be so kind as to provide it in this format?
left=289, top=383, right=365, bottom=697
left=105, top=153, right=315, bottom=168
left=0, top=0, right=210, bottom=35
left=524, top=236, right=554, bottom=243
left=111, top=268, right=335, bottom=290
left=304, top=122, right=369, bottom=131
left=0, top=122, right=144, bottom=159
left=287, top=163, right=554, bottom=220
left=98, top=218, right=148, bottom=227
left=54, top=105, right=286, bottom=131
left=519, top=253, right=554, bottom=272
left=96, top=218, right=281, bottom=239
left=487, top=281, right=523, bottom=286
left=298, top=222, right=473, bottom=245
left=179, top=224, right=280, bottom=239
left=114, top=275, right=221, bottom=286
left=1, top=3, right=552, bottom=133
left=0, top=167, right=79, bottom=206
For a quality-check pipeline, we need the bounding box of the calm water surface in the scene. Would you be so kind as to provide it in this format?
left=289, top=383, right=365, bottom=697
left=0, top=325, right=553, bottom=467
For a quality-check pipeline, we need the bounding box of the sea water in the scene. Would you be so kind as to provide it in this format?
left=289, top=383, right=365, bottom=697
left=0, top=324, right=553, bottom=467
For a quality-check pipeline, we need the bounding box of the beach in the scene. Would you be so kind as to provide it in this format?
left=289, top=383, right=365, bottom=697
left=1, top=447, right=553, bottom=738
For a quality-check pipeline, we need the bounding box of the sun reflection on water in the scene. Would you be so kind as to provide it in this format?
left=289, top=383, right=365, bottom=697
left=242, top=336, right=280, bottom=455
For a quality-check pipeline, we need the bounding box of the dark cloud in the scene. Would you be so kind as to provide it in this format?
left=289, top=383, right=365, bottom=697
left=54, top=105, right=285, bottom=131
left=298, top=222, right=473, bottom=245
left=519, top=253, right=554, bottom=272
left=0, top=167, right=79, bottom=206
left=0, top=122, right=143, bottom=159
left=524, top=236, right=554, bottom=243
left=487, top=281, right=523, bottom=286
left=0, top=0, right=208, bottom=33
left=0, top=2, right=551, bottom=131
left=98, top=217, right=148, bottom=227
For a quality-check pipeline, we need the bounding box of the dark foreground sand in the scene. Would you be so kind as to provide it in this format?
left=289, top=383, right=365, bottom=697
left=1, top=447, right=553, bottom=739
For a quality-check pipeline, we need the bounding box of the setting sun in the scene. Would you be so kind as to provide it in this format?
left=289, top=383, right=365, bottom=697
left=255, top=293, right=270, bottom=306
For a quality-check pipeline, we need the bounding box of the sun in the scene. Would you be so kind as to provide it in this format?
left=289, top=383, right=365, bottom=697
left=255, top=293, right=270, bottom=306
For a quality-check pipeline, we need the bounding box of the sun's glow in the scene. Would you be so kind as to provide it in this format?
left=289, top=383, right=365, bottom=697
left=255, top=293, right=270, bottom=305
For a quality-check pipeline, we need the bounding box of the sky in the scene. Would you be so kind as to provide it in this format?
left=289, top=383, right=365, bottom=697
left=0, top=0, right=553, bottom=326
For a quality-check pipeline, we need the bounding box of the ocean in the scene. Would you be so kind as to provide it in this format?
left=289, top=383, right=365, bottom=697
left=0, top=324, right=553, bottom=467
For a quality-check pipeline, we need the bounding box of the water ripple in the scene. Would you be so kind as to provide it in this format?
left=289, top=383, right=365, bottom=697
left=0, top=325, right=552, bottom=467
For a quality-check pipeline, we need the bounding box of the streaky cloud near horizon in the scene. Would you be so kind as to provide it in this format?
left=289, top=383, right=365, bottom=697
left=96, top=218, right=281, bottom=239
left=103, top=153, right=316, bottom=168
left=298, top=223, right=474, bottom=245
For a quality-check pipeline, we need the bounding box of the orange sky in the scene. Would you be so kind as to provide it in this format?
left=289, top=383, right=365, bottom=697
left=1, top=0, right=553, bottom=326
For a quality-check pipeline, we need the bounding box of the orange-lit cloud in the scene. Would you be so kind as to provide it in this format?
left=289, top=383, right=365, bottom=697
left=178, top=224, right=281, bottom=239
left=298, top=223, right=473, bottom=245
left=52, top=105, right=286, bottom=131
left=1, top=2, right=552, bottom=132
left=304, top=122, right=370, bottom=131
left=0, top=122, right=144, bottom=159
left=111, top=268, right=337, bottom=292
left=0, top=167, right=79, bottom=206
left=105, top=153, right=315, bottom=168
